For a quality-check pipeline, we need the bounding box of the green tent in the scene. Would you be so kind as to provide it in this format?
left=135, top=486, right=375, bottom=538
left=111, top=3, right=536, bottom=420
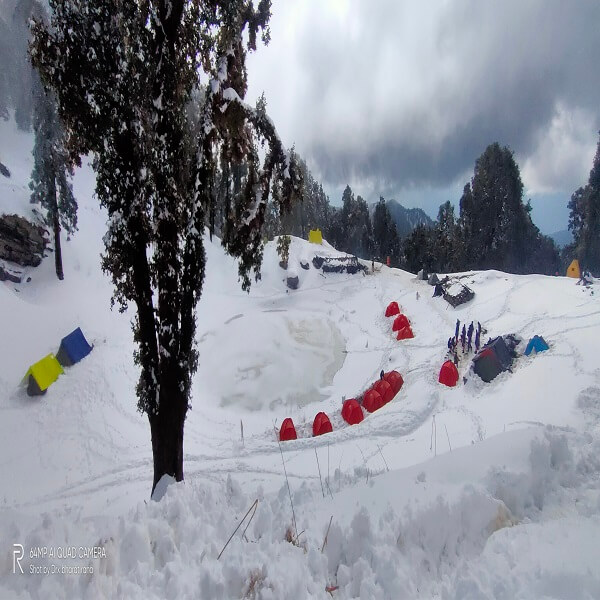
left=23, top=353, right=64, bottom=396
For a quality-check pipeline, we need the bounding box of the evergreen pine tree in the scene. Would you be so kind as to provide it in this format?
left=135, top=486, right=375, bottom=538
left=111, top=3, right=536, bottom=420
left=31, top=0, right=301, bottom=495
left=29, top=78, right=77, bottom=280
left=458, top=142, right=555, bottom=274
left=581, top=133, right=600, bottom=272
left=372, top=197, right=400, bottom=264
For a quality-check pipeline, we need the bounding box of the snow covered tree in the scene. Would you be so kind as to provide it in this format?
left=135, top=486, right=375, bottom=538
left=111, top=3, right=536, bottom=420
left=568, top=132, right=600, bottom=273
left=402, top=223, right=434, bottom=274
left=276, top=234, right=290, bottom=268
left=31, top=0, right=301, bottom=495
left=337, top=186, right=372, bottom=258
left=458, top=142, right=555, bottom=274
left=433, top=200, right=457, bottom=272
left=29, top=78, right=77, bottom=280
left=372, top=197, right=400, bottom=263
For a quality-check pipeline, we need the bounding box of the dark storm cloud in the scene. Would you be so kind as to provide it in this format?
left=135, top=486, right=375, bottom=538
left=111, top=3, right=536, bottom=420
left=250, top=0, right=600, bottom=199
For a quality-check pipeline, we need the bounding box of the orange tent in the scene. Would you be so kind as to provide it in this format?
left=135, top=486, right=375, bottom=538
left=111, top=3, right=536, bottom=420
left=279, top=418, right=297, bottom=441
left=313, top=412, right=333, bottom=436
left=438, top=360, right=459, bottom=387
left=341, top=399, right=364, bottom=425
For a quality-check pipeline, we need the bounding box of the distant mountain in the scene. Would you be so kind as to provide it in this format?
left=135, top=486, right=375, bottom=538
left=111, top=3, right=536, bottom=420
left=549, top=229, right=573, bottom=248
left=371, top=199, right=434, bottom=238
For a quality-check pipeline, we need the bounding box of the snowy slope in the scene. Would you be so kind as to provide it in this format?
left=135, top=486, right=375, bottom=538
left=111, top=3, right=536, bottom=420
left=1, top=117, right=600, bottom=599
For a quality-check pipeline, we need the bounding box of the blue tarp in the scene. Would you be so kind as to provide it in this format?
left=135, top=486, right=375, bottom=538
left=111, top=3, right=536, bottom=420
left=56, top=327, right=93, bottom=366
left=524, top=335, right=549, bottom=356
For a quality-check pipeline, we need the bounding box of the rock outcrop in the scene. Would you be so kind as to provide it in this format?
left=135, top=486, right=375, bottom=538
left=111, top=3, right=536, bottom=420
left=0, top=214, right=47, bottom=267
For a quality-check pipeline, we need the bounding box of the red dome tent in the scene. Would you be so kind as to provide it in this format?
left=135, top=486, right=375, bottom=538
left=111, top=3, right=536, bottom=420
left=313, top=412, right=333, bottom=436
left=279, top=418, right=297, bottom=441
left=396, top=326, right=414, bottom=340
left=373, top=379, right=394, bottom=404
left=362, top=389, right=384, bottom=413
left=341, top=399, right=364, bottom=425
left=439, top=360, right=459, bottom=387
left=392, top=314, right=410, bottom=332
left=385, top=301, right=400, bottom=317
left=383, top=370, right=404, bottom=394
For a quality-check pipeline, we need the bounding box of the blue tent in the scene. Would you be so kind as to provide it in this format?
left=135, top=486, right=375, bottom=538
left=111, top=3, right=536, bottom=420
left=524, top=335, right=549, bottom=356
left=56, top=327, right=93, bottom=367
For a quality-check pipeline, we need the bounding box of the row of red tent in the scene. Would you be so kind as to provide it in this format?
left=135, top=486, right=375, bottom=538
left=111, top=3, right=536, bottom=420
left=279, top=301, right=459, bottom=442
left=279, top=370, right=404, bottom=441
left=385, top=301, right=459, bottom=386
left=385, top=301, right=414, bottom=340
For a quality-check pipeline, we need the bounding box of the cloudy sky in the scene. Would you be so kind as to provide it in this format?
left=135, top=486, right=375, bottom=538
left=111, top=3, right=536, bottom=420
left=246, top=0, right=600, bottom=234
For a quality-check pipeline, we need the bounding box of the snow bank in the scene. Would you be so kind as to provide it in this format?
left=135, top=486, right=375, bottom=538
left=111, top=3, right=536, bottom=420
left=2, top=428, right=599, bottom=599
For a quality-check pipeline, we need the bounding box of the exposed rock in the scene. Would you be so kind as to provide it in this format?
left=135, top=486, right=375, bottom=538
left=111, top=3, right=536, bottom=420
left=300, top=259, right=309, bottom=270
left=0, top=264, right=21, bottom=283
left=286, top=274, right=299, bottom=290
left=0, top=214, right=47, bottom=267
left=0, top=162, right=10, bottom=178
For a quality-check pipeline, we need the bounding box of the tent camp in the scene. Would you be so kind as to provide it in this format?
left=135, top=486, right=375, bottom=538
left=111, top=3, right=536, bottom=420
left=341, top=399, right=364, bottom=425
left=473, top=348, right=503, bottom=383
left=383, top=370, right=404, bottom=394
left=487, top=336, right=513, bottom=369
left=566, top=259, right=580, bottom=279
left=308, top=229, right=323, bottom=244
left=56, top=327, right=93, bottom=367
left=385, top=301, right=400, bottom=317
left=392, top=314, right=410, bottom=332
left=313, top=412, right=333, bottom=436
left=439, top=360, right=459, bottom=387
left=372, top=379, right=394, bottom=404
left=363, top=389, right=384, bottom=413
left=433, top=283, right=445, bottom=297
left=396, top=326, right=414, bottom=340
left=23, top=353, right=64, bottom=396
left=428, top=273, right=440, bottom=286
left=524, top=335, right=549, bottom=356
left=279, top=418, right=297, bottom=441
left=443, top=282, right=475, bottom=308
left=472, top=336, right=513, bottom=383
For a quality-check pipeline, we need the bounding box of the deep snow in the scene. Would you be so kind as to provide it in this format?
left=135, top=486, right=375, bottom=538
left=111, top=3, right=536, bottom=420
left=1, top=116, right=600, bottom=599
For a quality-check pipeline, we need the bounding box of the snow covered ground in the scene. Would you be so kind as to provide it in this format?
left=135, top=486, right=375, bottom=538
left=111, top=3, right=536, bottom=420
left=1, top=117, right=600, bottom=599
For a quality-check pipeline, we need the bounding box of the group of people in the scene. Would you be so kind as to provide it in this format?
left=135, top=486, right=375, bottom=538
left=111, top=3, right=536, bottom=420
left=447, top=319, right=482, bottom=366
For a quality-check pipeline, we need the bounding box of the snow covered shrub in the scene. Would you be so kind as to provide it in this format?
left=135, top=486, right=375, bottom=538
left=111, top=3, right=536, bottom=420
left=277, top=235, right=291, bottom=269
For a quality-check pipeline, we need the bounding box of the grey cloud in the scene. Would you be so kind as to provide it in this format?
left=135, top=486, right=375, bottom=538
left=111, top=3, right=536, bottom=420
left=262, top=0, right=600, bottom=197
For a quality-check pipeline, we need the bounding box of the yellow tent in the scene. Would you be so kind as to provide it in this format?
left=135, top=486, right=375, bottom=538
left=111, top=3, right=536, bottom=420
left=23, top=353, right=64, bottom=396
left=308, top=229, right=323, bottom=244
left=566, top=259, right=580, bottom=279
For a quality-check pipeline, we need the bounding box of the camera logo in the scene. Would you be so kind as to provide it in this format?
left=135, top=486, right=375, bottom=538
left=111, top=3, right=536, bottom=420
left=13, top=544, right=24, bottom=574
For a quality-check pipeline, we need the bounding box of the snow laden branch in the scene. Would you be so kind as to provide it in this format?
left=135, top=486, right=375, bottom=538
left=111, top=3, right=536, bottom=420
left=31, top=0, right=303, bottom=495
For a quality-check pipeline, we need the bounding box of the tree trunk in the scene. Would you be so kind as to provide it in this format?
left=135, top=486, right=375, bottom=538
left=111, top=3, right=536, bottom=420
left=51, top=179, right=64, bottom=281
left=149, top=370, right=187, bottom=496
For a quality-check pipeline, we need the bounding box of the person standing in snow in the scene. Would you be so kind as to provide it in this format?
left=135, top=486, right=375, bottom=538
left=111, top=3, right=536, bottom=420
left=467, top=322, right=474, bottom=352
left=461, top=324, right=466, bottom=351
left=380, top=369, right=384, bottom=380
left=475, top=328, right=481, bottom=352
left=455, top=319, right=460, bottom=343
